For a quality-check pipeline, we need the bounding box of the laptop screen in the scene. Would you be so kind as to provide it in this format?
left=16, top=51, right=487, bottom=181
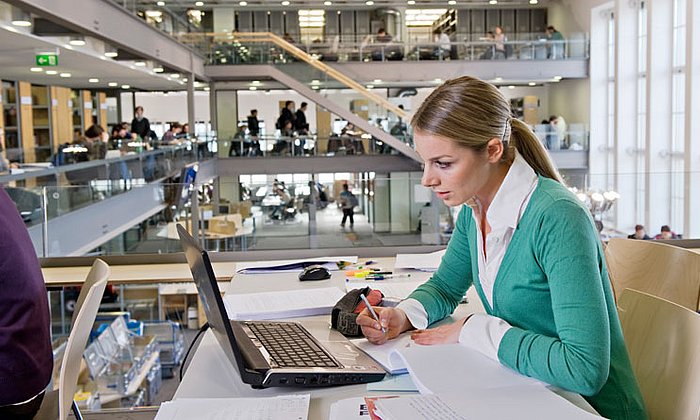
left=177, top=224, right=247, bottom=377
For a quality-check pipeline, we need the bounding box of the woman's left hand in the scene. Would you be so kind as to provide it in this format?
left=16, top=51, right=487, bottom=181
left=410, top=317, right=469, bottom=345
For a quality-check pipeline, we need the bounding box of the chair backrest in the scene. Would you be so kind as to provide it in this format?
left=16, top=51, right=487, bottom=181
left=618, top=289, right=700, bottom=420
left=605, top=238, right=700, bottom=311
left=59, top=259, right=110, bottom=420
left=70, top=259, right=110, bottom=327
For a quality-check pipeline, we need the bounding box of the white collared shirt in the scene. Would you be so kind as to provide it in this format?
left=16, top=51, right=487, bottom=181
left=398, top=151, right=538, bottom=361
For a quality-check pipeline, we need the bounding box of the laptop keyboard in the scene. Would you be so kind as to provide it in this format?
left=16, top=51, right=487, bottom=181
left=246, top=322, right=341, bottom=368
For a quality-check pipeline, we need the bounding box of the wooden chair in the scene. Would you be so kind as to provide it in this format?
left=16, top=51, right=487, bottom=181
left=605, top=238, right=700, bottom=311
left=35, top=259, right=110, bottom=420
left=618, top=289, right=700, bottom=420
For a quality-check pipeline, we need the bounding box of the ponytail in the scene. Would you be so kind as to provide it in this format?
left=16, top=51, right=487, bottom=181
left=509, top=119, right=563, bottom=184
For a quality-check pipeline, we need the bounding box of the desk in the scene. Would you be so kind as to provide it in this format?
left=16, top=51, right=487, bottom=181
left=174, top=260, right=598, bottom=419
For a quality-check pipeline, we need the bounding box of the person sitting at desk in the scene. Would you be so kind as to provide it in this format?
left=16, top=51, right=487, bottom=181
left=628, top=224, right=650, bottom=240
left=356, top=76, right=647, bottom=420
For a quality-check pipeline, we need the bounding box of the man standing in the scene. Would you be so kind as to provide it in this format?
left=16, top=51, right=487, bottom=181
left=546, top=26, right=565, bottom=59
left=247, top=109, right=260, bottom=137
left=0, top=187, right=53, bottom=419
left=295, top=102, right=309, bottom=134
left=130, top=106, right=151, bottom=141
left=339, top=183, right=357, bottom=228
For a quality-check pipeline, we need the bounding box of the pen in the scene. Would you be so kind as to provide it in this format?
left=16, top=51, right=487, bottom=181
left=365, top=273, right=412, bottom=280
left=359, top=293, right=386, bottom=334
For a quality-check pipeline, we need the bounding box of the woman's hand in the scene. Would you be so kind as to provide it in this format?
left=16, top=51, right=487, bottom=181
left=356, top=307, right=412, bottom=345
left=410, top=317, right=469, bottom=345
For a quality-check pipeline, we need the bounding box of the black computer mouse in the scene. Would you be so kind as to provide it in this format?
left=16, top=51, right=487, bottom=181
left=298, top=265, right=332, bottom=281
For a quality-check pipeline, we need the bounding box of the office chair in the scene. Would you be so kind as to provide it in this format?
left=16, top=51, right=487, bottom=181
left=618, top=289, right=700, bottom=420
left=605, top=238, right=700, bottom=311
left=34, top=259, right=110, bottom=420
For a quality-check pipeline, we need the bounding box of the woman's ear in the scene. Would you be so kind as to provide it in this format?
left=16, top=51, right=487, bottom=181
left=485, top=137, right=504, bottom=163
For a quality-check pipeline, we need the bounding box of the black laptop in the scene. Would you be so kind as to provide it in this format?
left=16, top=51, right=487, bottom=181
left=177, top=224, right=386, bottom=388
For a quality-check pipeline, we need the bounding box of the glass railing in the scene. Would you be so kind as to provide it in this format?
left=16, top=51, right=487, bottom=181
left=183, top=33, right=589, bottom=65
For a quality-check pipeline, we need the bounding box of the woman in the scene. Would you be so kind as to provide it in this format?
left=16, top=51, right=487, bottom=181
left=357, top=76, right=646, bottom=419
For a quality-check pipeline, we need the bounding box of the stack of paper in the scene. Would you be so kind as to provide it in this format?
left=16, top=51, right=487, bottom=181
left=394, top=250, right=446, bottom=272
left=236, top=256, right=358, bottom=274
left=155, top=394, right=310, bottom=420
left=350, top=334, right=413, bottom=375
left=223, top=287, right=345, bottom=320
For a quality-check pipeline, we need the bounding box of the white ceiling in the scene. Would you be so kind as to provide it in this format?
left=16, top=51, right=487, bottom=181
left=0, top=25, right=191, bottom=91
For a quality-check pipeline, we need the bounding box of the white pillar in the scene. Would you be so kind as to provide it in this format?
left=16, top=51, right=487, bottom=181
left=645, top=0, right=673, bottom=234
left=213, top=8, right=235, bottom=33
left=685, top=0, right=700, bottom=237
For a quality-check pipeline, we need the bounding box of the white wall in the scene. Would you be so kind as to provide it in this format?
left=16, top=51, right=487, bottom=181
left=119, top=91, right=211, bottom=124
left=548, top=79, right=590, bottom=125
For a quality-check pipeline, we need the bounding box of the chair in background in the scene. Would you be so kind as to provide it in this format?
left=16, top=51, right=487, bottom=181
left=605, top=238, right=700, bottom=311
left=618, top=289, right=700, bottom=420
left=35, top=259, right=110, bottom=420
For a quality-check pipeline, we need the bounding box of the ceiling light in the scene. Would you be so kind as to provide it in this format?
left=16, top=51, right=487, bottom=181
left=121, top=84, right=131, bottom=89
left=249, top=86, right=257, bottom=91
left=88, top=78, right=99, bottom=83
left=69, top=36, right=86, bottom=46
left=489, top=0, right=497, bottom=4
left=239, top=1, right=248, bottom=5
left=134, top=61, right=146, bottom=66
left=553, top=75, right=563, bottom=80
left=30, top=67, right=43, bottom=72
left=104, top=47, right=118, bottom=58
left=157, top=1, right=165, bottom=5
left=204, top=87, right=210, bottom=91
left=171, top=73, right=180, bottom=78
left=508, top=85, right=515, bottom=89
left=373, top=79, right=382, bottom=83
left=311, top=79, right=320, bottom=85
left=407, top=0, right=415, bottom=4
left=108, top=82, right=118, bottom=87
left=365, top=0, right=374, bottom=4
left=195, top=1, right=204, bottom=6
left=448, top=0, right=456, bottom=4
left=281, top=0, right=290, bottom=5
left=153, top=66, right=164, bottom=73
left=59, top=73, right=71, bottom=78
left=45, top=70, right=58, bottom=75
left=145, top=10, right=162, bottom=18
left=251, top=80, right=261, bottom=85
left=494, top=76, right=503, bottom=82
left=366, top=84, right=374, bottom=89
left=312, top=86, right=319, bottom=90
left=529, top=0, right=538, bottom=4
left=11, top=8, right=31, bottom=27
left=434, top=78, right=442, bottom=83
left=324, top=1, right=332, bottom=4
left=528, top=82, right=537, bottom=86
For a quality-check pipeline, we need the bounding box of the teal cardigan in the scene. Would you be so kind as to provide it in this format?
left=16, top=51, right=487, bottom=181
left=407, top=176, right=647, bottom=420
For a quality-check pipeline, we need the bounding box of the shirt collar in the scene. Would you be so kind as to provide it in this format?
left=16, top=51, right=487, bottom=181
left=484, top=151, right=538, bottom=230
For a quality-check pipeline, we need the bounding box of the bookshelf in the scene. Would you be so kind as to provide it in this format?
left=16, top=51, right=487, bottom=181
left=2, top=80, right=21, bottom=163
left=31, top=85, right=52, bottom=162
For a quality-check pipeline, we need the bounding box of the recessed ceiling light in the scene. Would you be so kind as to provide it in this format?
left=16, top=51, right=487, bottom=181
left=59, top=72, right=71, bottom=78
left=30, top=67, right=42, bottom=72
left=45, top=70, right=58, bottom=75
left=157, top=1, right=165, bottom=5
left=121, top=84, right=131, bottom=89
left=249, top=86, right=257, bottom=91
left=108, top=82, right=118, bottom=87
left=104, top=51, right=118, bottom=58
left=494, top=76, right=503, bottom=82
left=407, top=0, right=415, bottom=4
left=204, top=87, right=210, bottom=91
left=88, top=78, right=99, bottom=83
left=366, top=84, right=374, bottom=89
left=195, top=1, right=204, bottom=6
left=11, top=20, right=31, bottom=27
left=239, top=1, right=247, bottom=5
left=373, top=79, right=382, bottom=83
left=448, top=0, right=456, bottom=4
left=311, top=79, right=320, bottom=85
left=171, top=73, right=180, bottom=78
left=134, top=61, right=146, bottom=66
left=324, top=1, right=332, bottom=4
left=489, top=0, right=497, bottom=4
left=529, top=0, right=538, bottom=4
left=365, top=0, right=374, bottom=4
left=312, top=86, right=319, bottom=90
left=251, top=80, right=260, bottom=85
left=528, top=82, right=537, bottom=86
left=153, top=67, right=164, bottom=73
left=281, top=0, right=290, bottom=5
left=508, top=85, right=515, bottom=89
left=434, top=78, right=442, bottom=83
left=69, top=37, right=86, bottom=46
left=553, top=75, right=563, bottom=80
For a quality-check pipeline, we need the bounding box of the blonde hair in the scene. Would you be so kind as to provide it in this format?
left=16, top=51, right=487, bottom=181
left=411, top=76, right=563, bottom=184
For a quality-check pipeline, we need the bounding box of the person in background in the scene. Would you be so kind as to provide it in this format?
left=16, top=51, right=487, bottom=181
left=84, top=124, right=108, bottom=160
left=247, top=109, right=260, bottom=138
left=628, top=224, right=650, bottom=240
left=356, top=76, right=646, bottom=420
left=432, top=29, right=451, bottom=60
left=130, top=106, right=151, bottom=141
left=546, top=25, right=565, bottom=59
left=278, top=101, right=296, bottom=131
left=549, top=115, right=568, bottom=149
left=0, top=187, right=53, bottom=420
left=162, top=122, right=182, bottom=144
left=494, top=26, right=507, bottom=59
left=339, top=183, right=356, bottom=228
left=109, top=123, right=128, bottom=150
left=230, top=124, right=247, bottom=157
left=654, top=225, right=679, bottom=240
left=177, top=123, right=190, bottom=140
left=479, top=31, right=496, bottom=60
left=295, top=102, right=310, bottom=134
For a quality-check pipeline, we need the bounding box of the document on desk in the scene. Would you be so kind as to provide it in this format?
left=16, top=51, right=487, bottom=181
left=154, top=394, right=310, bottom=420
left=345, top=281, right=426, bottom=299
left=236, top=256, right=358, bottom=274
left=394, top=249, right=446, bottom=272
left=223, top=287, right=345, bottom=320
left=350, top=334, right=413, bottom=375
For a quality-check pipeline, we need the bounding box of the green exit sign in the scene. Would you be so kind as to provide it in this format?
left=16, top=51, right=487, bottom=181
left=36, top=54, right=58, bottom=66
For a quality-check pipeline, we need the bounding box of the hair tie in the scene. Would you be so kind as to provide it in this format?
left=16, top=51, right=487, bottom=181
left=502, top=117, right=512, bottom=147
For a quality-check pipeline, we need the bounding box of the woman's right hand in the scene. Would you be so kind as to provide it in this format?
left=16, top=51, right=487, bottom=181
left=356, top=307, right=412, bottom=345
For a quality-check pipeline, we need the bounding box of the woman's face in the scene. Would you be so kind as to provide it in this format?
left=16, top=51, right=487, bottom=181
left=415, top=130, right=494, bottom=207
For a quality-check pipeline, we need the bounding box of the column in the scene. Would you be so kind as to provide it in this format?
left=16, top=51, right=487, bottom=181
left=215, top=90, right=238, bottom=158
left=588, top=4, right=612, bottom=188
left=373, top=173, right=390, bottom=232
left=684, top=0, right=700, bottom=237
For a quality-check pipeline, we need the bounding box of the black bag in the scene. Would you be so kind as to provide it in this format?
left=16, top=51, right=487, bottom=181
left=331, top=287, right=383, bottom=337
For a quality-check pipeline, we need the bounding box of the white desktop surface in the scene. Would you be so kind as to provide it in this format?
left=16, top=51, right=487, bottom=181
left=174, top=261, right=598, bottom=418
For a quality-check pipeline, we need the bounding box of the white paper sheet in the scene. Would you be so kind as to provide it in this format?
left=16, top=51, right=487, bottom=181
left=154, top=394, right=310, bottom=420
left=236, top=256, right=358, bottom=273
left=394, top=249, right=446, bottom=272
left=329, top=397, right=371, bottom=420
left=366, top=373, right=418, bottom=392
left=223, top=287, right=345, bottom=320
left=350, top=334, right=414, bottom=374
